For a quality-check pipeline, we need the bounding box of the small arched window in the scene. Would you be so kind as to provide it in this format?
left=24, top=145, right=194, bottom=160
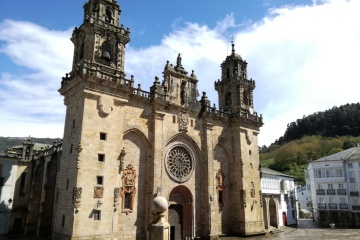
left=105, top=8, right=113, bottom=23
left=225, top=92, right=232, bottom=106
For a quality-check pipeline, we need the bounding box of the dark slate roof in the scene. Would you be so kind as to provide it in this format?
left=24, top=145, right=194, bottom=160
left=261, top=167, right=295, bottom=179
left=314, top=147, right=359, bottom=162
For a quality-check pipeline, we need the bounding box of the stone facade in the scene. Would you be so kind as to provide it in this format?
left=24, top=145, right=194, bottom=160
left=54, top=0, right=265, bottom=239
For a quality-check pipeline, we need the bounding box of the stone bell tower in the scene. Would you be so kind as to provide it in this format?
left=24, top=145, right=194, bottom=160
left=70, top=0, right=130, bottom=80
left=54, top=0, right=132, bottom=239
left=215, top=42, right=255, bottom=114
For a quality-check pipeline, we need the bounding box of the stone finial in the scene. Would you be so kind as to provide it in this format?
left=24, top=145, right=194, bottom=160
left=152, top=196, right=168, bottom=214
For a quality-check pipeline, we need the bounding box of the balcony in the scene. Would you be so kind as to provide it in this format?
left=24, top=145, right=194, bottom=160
left=350, top=177, right=356, bottom=183
left=327, top=189, right=336, bottom=195
left=328, top=203, right=337, bottom=209
left=352, top=205, right=360, bottom=210
left=337, top=189, right=346, bottom=195
left=350, top=191, right=359, bottom=196
left=318, top=203, right=327, bottom=209
left=316, top=189, right=325, bottom=195
left=339, top=203, right=348, bottom=209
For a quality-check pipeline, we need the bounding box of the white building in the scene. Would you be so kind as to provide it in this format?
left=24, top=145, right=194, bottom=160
left=306, top=146, right=360, bottom=227
left=0, top=156, right=17, bottom=235
left=296, top=186, right=312, bottom=218
left=261, top=167, right=298, bottom=229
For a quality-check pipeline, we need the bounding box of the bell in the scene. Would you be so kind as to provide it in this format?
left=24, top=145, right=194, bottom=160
left=102, top=51, right=111, bottom=60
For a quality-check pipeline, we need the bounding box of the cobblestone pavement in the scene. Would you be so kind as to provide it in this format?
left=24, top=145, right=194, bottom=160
left=221, top=219, right=360, bottom=239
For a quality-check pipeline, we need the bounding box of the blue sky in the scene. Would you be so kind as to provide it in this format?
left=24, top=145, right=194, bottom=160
left=1, top=0, right=360, bottom=146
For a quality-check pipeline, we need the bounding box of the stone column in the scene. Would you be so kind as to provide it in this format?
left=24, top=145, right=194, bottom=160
left=274, top=197, right=280, bottom=228
left=265, top=197, right=270, bottom=230
left=152, top=112, right=165, bottom=194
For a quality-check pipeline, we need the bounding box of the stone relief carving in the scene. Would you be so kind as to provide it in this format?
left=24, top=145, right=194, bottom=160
left=178, top=112, right=189, bottom=133
left=118, top=147, right=126, bottom=173
left=94, top=186, right=104, bottom=198
left=76, top=142, right=82, bottom=169
left=73, top=187, right=82, bottom=211
left=121, top=164, right=136, bottom=213
left=114, top=187, right=120, bottom=210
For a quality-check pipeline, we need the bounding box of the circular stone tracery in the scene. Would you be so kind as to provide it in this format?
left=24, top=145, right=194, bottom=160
left=166, top=146, right=194, bottom=182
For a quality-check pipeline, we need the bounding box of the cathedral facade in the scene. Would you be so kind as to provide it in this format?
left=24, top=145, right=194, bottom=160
left=54, top=0, right=265, bottom=239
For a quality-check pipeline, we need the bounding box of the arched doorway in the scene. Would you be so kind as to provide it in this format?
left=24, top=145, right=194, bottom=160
left=168, top=186, right=193, bottom=240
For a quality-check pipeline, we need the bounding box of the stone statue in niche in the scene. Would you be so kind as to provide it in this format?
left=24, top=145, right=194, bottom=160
left=180, top=80, right=187, bottom=106
left=121, top=164, right=137, bottom=213
left=178, top=112, right=189, bottom=133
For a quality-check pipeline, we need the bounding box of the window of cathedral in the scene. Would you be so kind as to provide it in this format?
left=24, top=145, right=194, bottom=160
left=62, top=215, right=65, bottom=227
left=93, top=210, right=101, bottom=220
left=173, top=115, right=176, bottom=123
left=165, top=146, right=194, bottom=183
left=249, top=150, right=252, bottom=155
left=98, top=154, right=105, bottom=162
left=97, top=176, right=103, bottom=185
left=72, top=119, right=76, bottom=128
left=66, top=180, right=69, bottom=190
left=70, top=144, right=73, bottom=153
left=100, top=132, right=107, bottom=140
left=191, top=119, right=194, bottom=127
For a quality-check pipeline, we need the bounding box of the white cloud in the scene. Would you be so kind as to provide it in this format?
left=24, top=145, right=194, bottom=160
left=1, top=0, right=359, bottom=147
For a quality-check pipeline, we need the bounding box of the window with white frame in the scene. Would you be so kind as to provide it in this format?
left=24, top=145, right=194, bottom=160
left=352, top=198, right=359, bottom=206
left=317, top=184, right=323, bottom=190
left=319, top=197, right=324, bottom=204
left=329, top=197, right=335, bottom=204
left=328, top=183, right=333, bottom=189
left=348, top=163, right=353, bottom=169
left=338, top=183, right=344, bottom=189
left=340, top=197, right=346, bottom=204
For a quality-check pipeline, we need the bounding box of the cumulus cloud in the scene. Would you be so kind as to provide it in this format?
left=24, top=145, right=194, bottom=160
left=0, top=0, right=359, bottom=146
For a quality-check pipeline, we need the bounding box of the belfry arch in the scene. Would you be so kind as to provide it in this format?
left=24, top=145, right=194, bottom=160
left=168, top=185, right=193, bottom=240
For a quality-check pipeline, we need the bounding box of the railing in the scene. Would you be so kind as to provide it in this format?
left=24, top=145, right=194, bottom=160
left=350, top=177, right=356, bottom=183
left=339, top=203, right=348, bottom=209
left=318, top=203, right=327, bottom=209
left=352, top=205, right=360, bottom=210
left=337, top=189, right=346, bottom=195
left=328, top=203, right=337, bottom=209
left=327, top=189, right=336, bottom=195
left=316, top=189, right=325, bottom=195
left=350, top=191, right=359, bottom=196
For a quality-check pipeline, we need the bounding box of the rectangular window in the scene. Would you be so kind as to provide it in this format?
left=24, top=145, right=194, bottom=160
left=62, top=215, right=65, bottom=227
left=349, top=163, right=353, bottom=169
left=340, top=197, right=346, bottom=204
left=19, top=172, right=27, bottom=195
left=72, top=119, right=75, bottom=128
left=66, top=180, right=69, bottom=190
left=173, top=115, right=176, bottom=123
left=93, top=210, right=101, bottom=220
left=124, top=193, right=131, bottom=209
left=339, top=183, right=344, bottom=189
left=70, top=144, right=73, bottom=153
left=328, top=183, right=333, bottom=189
left=191, top=119, right=194, bottom=127
left=98, top=154, right=105, bottom=162
left=97, top=176, right=103, bottom=185
left=317, top=184, right=323, bottom=190
left=100, top=132, right=107, bottom=140
left=218, top=190, right=223, bottom=205
left=326, top=169, right=331, bottom=178
left=249, top=150, right=252, bottom=155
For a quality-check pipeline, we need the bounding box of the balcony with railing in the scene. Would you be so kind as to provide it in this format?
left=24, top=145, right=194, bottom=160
left=328, top=203, right=337, bottom=209
left=327, top=189, right=336, bottom=195
left=337, top=189, right=346, bottom=195
left=316, top=189, right=325, bottom=195
left=339, top=203, right=348, bottom=209
left=350, top=191, right=359, bottom=196
left=352, top=205, right=360, bottom=210
left=318, top=203, right=327, bottom=209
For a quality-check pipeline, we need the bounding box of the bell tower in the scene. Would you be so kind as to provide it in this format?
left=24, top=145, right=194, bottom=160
left=70, top=0, right=130, bottom=80
left=215, top=42, right=255, bottom=114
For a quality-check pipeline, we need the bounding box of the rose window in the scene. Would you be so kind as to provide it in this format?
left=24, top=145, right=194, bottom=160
left=166, top=146, right=194, bottom=182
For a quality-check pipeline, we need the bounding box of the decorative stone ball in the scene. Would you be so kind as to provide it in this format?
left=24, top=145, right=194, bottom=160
left=153, top=196, right=168, bottom=213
